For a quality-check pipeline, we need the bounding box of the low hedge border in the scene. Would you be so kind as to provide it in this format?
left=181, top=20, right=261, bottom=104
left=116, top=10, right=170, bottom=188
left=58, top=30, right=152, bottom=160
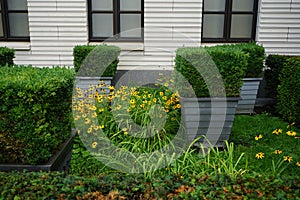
left=0, top=171, right=299, bottom=199
left=277, top=56, right=300, bottom=124
left=0, top=66, right=75, bottom=165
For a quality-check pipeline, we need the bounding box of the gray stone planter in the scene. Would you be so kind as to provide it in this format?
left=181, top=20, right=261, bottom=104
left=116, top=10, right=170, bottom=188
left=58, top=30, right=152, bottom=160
left=0, top=130, right=77, bottom=172
left=237, top=78, right=262, bottom=114
left=75, top=76, right=113, bottom=95
left=181, top=97, right=239, bottom=148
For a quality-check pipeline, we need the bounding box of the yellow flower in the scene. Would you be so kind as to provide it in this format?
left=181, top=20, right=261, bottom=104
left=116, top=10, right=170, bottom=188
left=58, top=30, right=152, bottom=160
left=92, top=112, right=97, bottom=118
left=176, top=104, right=181, bottom=109
left=100, top=125, right=104, bottom=129
left=255, top=152, right=264, bottom=159
left=74, top=115, right=80, bottom=121
left=255, top=134, right=263, bottom=140
left=153, top=98, right=157, bottom=103
left=283, top=156, right=293, bottom=162
left=84, top=118, right=91, bottom=124
left=124, top=131, right=128, bottom=135
left=159, top=92, right=164, bottom=96
left=272, top=129, right=282, bottom=135
left=162, top=96, right=168, bottom=101
left=122, top=128, right=127, bottom=132
left=286, top=131, right=297, bottom=136
left=296, top=162, right=300, bottom=167
left=99, top=108, right=104, bottom=112
left=274, top=150, right=282, bottom=155
left=148, top=94, right=152, bottom=98
left=108, top=85, right=114, bottom=90
left=164, top=83, right=169, bottom=87
left=130, top=99, right=135, bottom=104
left=87, top=127, right=93, bottom=133
left=92, top=142, right=98, bottom=148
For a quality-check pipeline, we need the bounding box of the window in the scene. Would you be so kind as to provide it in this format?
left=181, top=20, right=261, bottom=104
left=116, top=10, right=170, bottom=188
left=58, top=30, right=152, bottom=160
left=202, top=0, right=258, bottom=42
left=0, top=0, right=29, bottom=41
left=88, top=0, right=144, bottom=42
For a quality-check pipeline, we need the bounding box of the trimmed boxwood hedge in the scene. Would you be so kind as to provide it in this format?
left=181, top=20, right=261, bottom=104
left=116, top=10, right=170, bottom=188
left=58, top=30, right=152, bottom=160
left=175, top=47, right=247, bottom=97
left=0, top=46, right=15, bottom=67
left=0, top=171, right=299, bottom=199
left=204, top=42, right=265, bottom=78
left=73, top=45, right=121, bottom=77
left=277, top=57, right=300, bottom=124
left=0, top=66, right=75, bottom=165
left=264, top=54, right=295, bottom=98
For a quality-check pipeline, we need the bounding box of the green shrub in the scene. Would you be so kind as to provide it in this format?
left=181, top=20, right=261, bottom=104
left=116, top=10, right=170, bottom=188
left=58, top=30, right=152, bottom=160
left=73, top=45, right=121, bottom=77
left=233, top=42, right=265, bottom=78
left=0, top=47, right=15, bottom=67
left=264, top=55, right=295, bottom=98
left=277, top=57, right=300, bottom=124
left=175, top=47, right=247, bottom=97
left=0, top=66, right=75, bottom=164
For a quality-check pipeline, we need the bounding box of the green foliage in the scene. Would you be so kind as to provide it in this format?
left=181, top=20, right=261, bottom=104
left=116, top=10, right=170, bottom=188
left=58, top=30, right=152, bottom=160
left=0, top=66, right=75, bottom=164
left=175, top=47, right=247, bottom=97
left=277, top=57, right=300, bottom=124
left=0, top=171, right=299, bottom=199
left=231, top=42, right=265, bottom=78
left=73, top=45, right=121, bottom=77
left=230, top=114, right=300, bottom=176
left=264, top=54, right=293, bottom=98
left=0, top=47, right=15, bottom=67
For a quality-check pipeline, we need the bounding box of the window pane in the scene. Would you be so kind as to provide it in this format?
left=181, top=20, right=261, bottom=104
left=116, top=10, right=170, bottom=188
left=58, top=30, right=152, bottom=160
left=0, top=16, right=3, bottom=37
left=230, top=14, right=253, bottom=38
left=204, top=0, right=225, bottom=11
left=91, top=0, right=112, bottom=11
left=232, top=0, right=254, bottom=12
left=8, top=0, right=27, bottom=10
left=120, top=0, right=141, bottom=11
left=120, top=14, right=141, bottom=37
left=202, top=14, right=224, bottom=38
left=92, top=14, right=113, bottom=37
left=9, top=13, right=29, bottom=37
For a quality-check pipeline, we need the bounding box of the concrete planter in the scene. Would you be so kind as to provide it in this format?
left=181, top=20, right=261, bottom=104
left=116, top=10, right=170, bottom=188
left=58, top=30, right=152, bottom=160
left=75, top=76, right=113, bottom=95
left=181, top=97, right=239, bottom=148
left=237, top=78, right=263, bottom=114
left=0, top=130, right=77, bottom=172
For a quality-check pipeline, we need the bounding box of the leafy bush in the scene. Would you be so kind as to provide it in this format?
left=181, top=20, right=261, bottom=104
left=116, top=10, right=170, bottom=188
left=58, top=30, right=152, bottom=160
left=0, top=66, right=75, bottom=164
left=231, top=42, right=265, bottom=78
left=73, top=45, right=121, bottom=77
left=175, top=47, right=247, bottom=97
left=277, top=57, right=300, bottom=124
left=0, top=171, right=299, bottom=199
left=264, top=54, right=295, bottom=98
left=0, top=47, right=15, bottom=67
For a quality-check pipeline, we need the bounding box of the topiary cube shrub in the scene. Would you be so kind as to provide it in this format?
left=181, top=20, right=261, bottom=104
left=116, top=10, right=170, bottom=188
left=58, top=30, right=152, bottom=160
left=175, top=47, right=247, bottom=97
left=73, top=45, right=121, bottom=77
left=0, top=66, right=75, bottom=165
left=277, top=57, right=300, bottom=124
left=0, top=47, right=15, bottom=67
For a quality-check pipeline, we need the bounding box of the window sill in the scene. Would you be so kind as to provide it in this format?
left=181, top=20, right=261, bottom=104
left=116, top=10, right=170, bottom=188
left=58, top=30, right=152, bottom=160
left=0, top=42, right=30, bottom=50
left=88, top=42, right=144, bottom=51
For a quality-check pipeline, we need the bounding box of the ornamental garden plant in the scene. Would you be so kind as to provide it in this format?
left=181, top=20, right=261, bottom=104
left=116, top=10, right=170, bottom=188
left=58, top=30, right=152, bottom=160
left=0, top=66, right=74, bottom=165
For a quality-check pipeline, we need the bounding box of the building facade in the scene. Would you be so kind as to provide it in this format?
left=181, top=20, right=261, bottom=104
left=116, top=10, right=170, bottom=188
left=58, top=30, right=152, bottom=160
left=0, top=0, right=299, bottom=70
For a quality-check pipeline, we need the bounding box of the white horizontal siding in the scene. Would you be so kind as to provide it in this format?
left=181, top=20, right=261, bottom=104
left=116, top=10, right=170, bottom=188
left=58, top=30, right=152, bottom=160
left=119, top=0, right=202, bottom=70
left=257, top=0, right=300, bottom=55
left=11, top=0, right=88, bottom=67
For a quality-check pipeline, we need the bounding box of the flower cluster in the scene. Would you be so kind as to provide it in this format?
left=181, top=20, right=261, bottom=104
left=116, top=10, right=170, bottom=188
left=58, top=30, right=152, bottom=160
left=255, top=122, right=299, bottom=167
left=73, top=80, right=182, bottom=152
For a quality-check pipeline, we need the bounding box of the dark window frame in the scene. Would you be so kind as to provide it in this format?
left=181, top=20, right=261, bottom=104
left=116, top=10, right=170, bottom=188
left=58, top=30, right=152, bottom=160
left=88, top=0, right=144, bottom=42
left=0, top=0, right=30, bottom=41
left=201, top=0, right=258, bottom=43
